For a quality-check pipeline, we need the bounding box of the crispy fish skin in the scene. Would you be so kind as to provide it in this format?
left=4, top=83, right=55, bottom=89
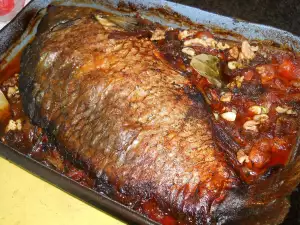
left=20, top=6, right=300, bottom=224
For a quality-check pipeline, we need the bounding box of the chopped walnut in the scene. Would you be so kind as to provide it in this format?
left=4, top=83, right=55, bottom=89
left=7, top=86, right=19, bottom=99
left=184, top=38, right=208, bottom=47
left=206, top=38, right=218, bottom=48
left=151, top=29, right=166, bottom=41
left=5, top=119, right=22, bottom=132
left=184, top=37, right=218, bottom=49
left=178, top=30, right=197, bottom=40
left=229, top=46, right=239, bottom=59
left=216, top=42, right=230, bottom=50
left=184, top=38, right=214, bottom=48
left=184, top=36, right=231, bottom=51
left=182, top=47, right=196, bottom=56
left=239, top=41, right=258, bottom=60
left=250, top=45, right=259, bottom=52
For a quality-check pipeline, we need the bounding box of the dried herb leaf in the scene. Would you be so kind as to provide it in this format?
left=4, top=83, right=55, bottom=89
left=190, top=54, right=223, bottom=88
left=95, top=15, right=138, bottom=31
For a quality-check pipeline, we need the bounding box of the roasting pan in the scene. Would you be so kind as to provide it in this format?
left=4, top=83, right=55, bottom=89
left=0, top=1, right=300, bottom=224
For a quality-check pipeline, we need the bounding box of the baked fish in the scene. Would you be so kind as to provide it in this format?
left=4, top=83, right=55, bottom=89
left=19, top=5, right=300, bottom=225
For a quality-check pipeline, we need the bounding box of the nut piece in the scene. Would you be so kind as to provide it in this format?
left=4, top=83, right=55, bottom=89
left=182, top=47, right=196, bottom=56
left=250, top=45, right=259, bottom=52
left=243, top=120, right=259, bottom=132
left=220, top=92, right=232, bottom=102
left=229, top=46, right=239, bottom=59
left=237, top=150, right=250, bottom=164
left=253, top=114, right=269, bottom=123
left=240, top=41, right=257, bottom=60
left=184, top=37, right=217, bottom=48
left=221, top=111, right=237, bottom=121
left=206, top=38, right=218, bottom=48
left=216, top=42, right=230, bottom=50
left=151, top=29, right=166, bottom=41
left=16, top=119, right=22, bottom=130
left=183, top=36, right=230, bottom=51
left=5, top=119, right=22, bottom=133
left=7, top=86, right=19, bottom=99
left=184, top=38, right=208, bottom=47
left=178, top=30, right=197, bottom=40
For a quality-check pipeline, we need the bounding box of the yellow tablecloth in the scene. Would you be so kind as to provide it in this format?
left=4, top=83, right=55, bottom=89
left=0, top=157, right=125, bottom=225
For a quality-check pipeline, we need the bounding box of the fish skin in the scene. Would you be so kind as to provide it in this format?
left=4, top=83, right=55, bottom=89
left=19, top=6, right=300, bottom=224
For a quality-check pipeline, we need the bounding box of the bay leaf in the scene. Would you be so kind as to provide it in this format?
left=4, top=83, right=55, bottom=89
left=190, top=54, right=223, bottom=88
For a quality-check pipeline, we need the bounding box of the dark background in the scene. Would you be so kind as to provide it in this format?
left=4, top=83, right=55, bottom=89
left=170, top=0, right=300, bottom=36
left=169, top=1, right=300, bottom=224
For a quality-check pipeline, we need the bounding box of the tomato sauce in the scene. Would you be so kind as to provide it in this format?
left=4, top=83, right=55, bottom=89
left=153, top=28, right=300, bottom=184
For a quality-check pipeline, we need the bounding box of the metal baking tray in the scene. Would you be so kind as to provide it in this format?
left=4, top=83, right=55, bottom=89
left=1, top=1, right=300, bottom=224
